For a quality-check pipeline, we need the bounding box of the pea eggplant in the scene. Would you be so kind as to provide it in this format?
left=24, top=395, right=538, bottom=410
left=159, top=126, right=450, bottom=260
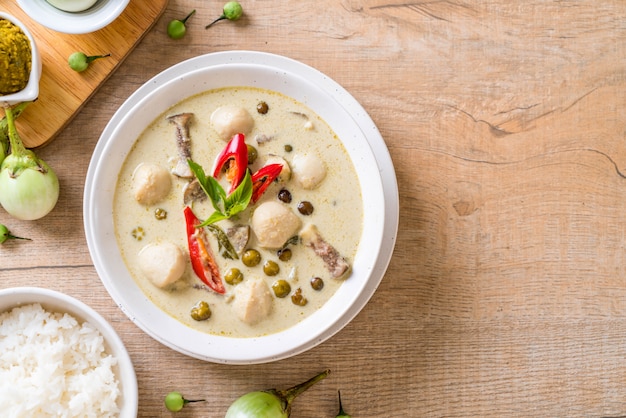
left=68, top=52, right=110, bottom=72
left=206, top=1, right=243, bottom=29
left=225, top=369, right=330, bottom=418
left=0, top=224, right=30, bottom=244
left=0, top=104, right=59, bottom=220
left=167, top=9, right=196, bottom=39
left=164, top=391, right=205, bottom=412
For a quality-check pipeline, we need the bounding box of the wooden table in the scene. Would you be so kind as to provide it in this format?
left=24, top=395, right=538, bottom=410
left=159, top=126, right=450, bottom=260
left=2, top=1, right=626, bottom=416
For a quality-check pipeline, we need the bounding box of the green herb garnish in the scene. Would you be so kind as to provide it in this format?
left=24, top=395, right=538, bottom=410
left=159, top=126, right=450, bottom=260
left=188, top=159, right=252, bottom=225
left=206, top=224, right=238, bottom=259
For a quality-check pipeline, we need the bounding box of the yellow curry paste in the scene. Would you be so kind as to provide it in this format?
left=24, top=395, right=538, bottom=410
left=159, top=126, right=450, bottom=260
left=0, top=18, right=32, bottom=95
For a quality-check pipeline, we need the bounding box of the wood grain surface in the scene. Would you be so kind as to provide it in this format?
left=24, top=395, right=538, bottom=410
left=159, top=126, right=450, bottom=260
left=1, top=0, right=168, bottom=147
left=2, top=1, right=626, bottom=417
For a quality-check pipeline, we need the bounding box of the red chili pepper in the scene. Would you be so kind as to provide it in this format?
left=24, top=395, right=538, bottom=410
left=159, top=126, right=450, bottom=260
left=251, top=163, right=283, bottom=203
left=212, top=133, right=248, bottom=194
left=183, top=206, right=225, bottom=294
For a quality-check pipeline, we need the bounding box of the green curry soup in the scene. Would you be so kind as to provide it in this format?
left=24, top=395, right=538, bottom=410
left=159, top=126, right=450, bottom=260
left=0, top=18, right=32, bottom=95
left=113, top=87, right=363, bottom=338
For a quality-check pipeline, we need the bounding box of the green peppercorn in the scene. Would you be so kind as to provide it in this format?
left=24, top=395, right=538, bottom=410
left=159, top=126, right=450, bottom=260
left=154, top=208, right=167, bottom=220
left=225, top=268, right=244, bottom=285
left=263, top=260, right=280, bottom=276
left=131, top=227, right=145, bottom=241
left=291, top=288, right=308, bottom=306
left=284, top=144, right=293, bottom=152
left=297, top=201, right=314, bottom=215
left=247, top=144, right=258, bottom=164
left=272, top=279, right=291, bottom=298
left=310, top=277, right=324, bottom=291
left=242, top=249, right=261, bottom=267
left=278, top=189, right=292, bottom=203
left=190, top=301, right=211, bottom=321
left=277, top=248, right=292, bottom=262
left=256, top=101, right=269, bottom=114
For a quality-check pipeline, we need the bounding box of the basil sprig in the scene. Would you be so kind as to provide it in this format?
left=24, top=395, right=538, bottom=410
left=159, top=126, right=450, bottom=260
left=188, top=159, right=252, bottom=226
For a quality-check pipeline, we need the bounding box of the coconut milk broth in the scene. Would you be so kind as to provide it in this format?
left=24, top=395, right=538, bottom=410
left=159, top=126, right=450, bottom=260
left=114, top=87, right=363, bottom=337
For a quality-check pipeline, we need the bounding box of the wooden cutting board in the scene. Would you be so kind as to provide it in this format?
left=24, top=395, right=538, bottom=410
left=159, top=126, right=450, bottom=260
left=1, top=0, right=169, bottom=148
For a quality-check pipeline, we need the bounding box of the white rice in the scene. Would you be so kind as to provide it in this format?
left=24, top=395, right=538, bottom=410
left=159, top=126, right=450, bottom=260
left=0, top=303, right=121, bottom=418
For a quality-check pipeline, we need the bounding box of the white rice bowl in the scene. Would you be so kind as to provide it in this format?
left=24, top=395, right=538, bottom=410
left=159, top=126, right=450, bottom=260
left=0, top=287, right=137, bottom=418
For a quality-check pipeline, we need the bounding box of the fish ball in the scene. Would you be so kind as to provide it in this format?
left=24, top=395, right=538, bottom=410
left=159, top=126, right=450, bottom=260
left=138, top=242, right=186, bottom=288
left=291, top=153, right=327, bottom=189
left=132, top=163, right=171, bottom=205
left=251, top=201, right=302, bottom=249
left=210, top=106, right=254, bottom=140
left=232, top=278, right=273, bottom=325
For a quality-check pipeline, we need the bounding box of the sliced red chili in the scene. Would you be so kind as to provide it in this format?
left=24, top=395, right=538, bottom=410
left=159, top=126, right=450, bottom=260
left=184, top=206, right=225, bottom=294
left=212, top=133, right=248, bottom=194
left=251, top=163, right=283, bottom=203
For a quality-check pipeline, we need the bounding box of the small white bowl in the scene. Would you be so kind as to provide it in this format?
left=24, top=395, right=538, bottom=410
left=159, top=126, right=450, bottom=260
left=17, top=0, right=129, bottom=34
left=0, top=13, right=41, bottom=107
left=0, top=287, right=138, bottom=417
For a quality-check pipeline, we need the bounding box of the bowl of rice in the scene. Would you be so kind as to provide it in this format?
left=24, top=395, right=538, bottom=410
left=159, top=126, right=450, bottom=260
left=0, top=287, right=137, bottom=417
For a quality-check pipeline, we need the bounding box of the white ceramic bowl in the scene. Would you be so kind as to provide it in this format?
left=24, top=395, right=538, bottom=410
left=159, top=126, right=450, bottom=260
left=17, top=0, right=129, bottom=34
left=0, top=287, right=138, bottom=417
left=0, top=12, right=41, bottom=106
left=84, top=51, right=399, bottom=364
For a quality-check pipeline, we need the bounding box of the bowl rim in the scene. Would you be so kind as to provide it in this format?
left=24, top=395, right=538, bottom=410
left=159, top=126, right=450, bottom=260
left=0, top=12, right=41, bottom=106
left=16, top=0, right=130, bottom=34
left=84, top=51, right=399, bottom=364
left=0, top=286, right=138, bottom=417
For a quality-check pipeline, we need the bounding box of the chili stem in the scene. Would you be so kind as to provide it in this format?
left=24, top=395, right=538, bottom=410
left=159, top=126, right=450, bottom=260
left=181, top=9, right=196, bottom=24
left=86, top=54, right=111, bottom=64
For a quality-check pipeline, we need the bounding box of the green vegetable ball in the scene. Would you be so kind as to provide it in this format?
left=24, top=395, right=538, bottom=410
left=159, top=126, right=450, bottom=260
left=206, top=1, right=243, bottom=29
left=68, top=52, right=110, bottom=72
left=0, top=224, right=30, bottom=244
left=167, top=10, right=196, bottom=40
left=223, top=1, right=243, bottom=21
left=242, top=249, right=261, bottom=267
left=272, top=279, right=291, bottom=298
left=164, top=391, right=205, bottom=412
left=190, top=301, right=212, bottom=321
left=164, top=392, right=185, bottom=412
left=263, top=260, right=280, bottom=276
left=225, top=268, right=244, bottom=285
